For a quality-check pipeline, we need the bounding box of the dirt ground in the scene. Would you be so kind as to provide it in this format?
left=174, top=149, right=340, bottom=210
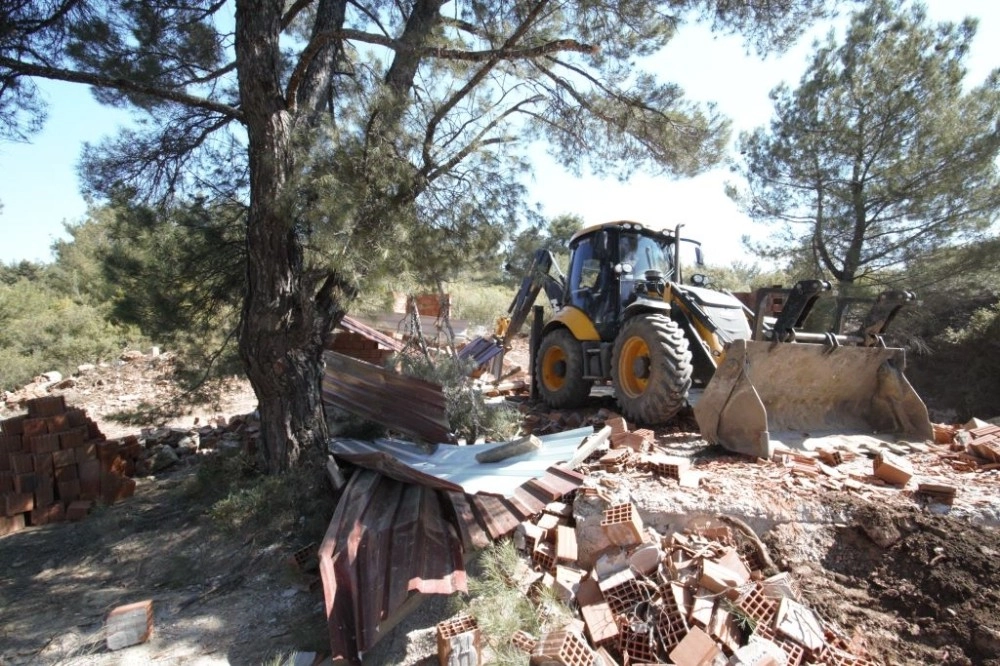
left=764, top=503, right=1000, bottom=665
left=2, top=348, right=1000, bottom=665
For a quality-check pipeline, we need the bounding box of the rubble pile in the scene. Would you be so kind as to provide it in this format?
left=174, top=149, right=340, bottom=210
left=499, top=502, right=878, bottom=666
left=0, top=395, right=140, bottom=535
left=134, top=412, right=260, bottom=475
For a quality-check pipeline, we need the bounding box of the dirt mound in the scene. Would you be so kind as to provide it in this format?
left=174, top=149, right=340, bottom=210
left=769, top=501, right=1000, bottom=665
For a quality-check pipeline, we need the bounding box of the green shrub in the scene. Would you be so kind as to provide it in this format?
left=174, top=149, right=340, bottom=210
left=397, top=351, right=522, bottom=443
left=0, top=278, right=143, bottom=391
left=187, top=453, right=334, bottom=540
left=460, top=540, right=574, bottom=665
left=448, top=283, right=512, bottom=330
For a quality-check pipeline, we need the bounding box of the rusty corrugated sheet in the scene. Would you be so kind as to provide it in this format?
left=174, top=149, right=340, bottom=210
left=337, top=315, right=406, bottom=353
left=319, top=469, right=466, bottom=664
left=322, top=351, right=451, bottom=443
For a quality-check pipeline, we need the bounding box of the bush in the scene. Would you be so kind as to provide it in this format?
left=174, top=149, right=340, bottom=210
left=0, top=278, right=143, bottom=391
left=448, top=283, right=514, bottom=330
left=396, top=351, right=522, bottom=443
left=188, top=453, right=335, bottom=540
left=459, top=540, right=574, bottom=665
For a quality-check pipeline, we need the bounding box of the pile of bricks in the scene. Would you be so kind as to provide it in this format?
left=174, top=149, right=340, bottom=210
left=936, top=419, right=1000, bottom=471
left=505, top=500, right=877, bottom=666
left=587, top=416, right=703, bottom=490
left=327, top=332, right=395, bottom=366
left=0, top=395, right=140, bottom=536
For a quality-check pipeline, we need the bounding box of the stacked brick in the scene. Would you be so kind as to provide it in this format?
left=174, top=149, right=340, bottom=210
left=507, top=503, right=879, bottom=666
left=0, top=396, right=140, bottom=536
left=327, top=332, right=395, bottom=365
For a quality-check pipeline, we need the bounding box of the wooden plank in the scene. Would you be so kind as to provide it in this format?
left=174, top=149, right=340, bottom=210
left=567, top=426, right=612, bottom=469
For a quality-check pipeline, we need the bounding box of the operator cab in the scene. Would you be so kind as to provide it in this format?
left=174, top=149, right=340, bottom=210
left=566, top=221, right=702, bottom=341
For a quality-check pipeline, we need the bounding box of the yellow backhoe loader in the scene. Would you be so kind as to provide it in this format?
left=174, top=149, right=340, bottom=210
left=498, top=220, right=932, bottom=459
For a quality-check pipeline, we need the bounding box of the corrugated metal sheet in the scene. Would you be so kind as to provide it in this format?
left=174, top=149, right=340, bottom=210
left=322, top=351, right=452, bottom=443
left=319, top=470, right=466, bottom=664
left=337, top=315, right=406, bottom=353
left=320, top=430, right=592, bottom=661
left=330, top=427, right=593, bottom=496
left=457, top=336, right=503, bottom=368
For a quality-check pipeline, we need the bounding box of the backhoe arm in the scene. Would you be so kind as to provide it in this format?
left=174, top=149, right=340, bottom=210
left=501, top=249, right=565, bottom=349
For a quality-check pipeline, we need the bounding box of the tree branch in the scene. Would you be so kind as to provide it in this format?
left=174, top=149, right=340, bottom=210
left=0, top=57, right=244, bottom=121
left=286, top=25, right=596, bottom=104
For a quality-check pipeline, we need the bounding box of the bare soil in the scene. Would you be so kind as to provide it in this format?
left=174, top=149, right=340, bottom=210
left=764, top=502, right=1000, bottom=665
left=2, top=347, right=999, bottom=665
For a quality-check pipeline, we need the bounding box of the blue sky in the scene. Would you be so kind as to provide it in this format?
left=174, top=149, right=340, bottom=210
left=0, top=1, right=996, bottom=266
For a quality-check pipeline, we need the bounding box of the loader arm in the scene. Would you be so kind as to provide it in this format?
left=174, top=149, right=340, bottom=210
left=501, top=249, right=566, bottom=350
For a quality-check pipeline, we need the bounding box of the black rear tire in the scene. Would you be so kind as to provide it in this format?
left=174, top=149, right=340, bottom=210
left=612, top=314, right=693, bottom=425
left=535, top=328, right=593, bottom=409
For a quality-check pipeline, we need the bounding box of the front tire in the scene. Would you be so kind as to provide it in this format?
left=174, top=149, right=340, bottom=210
left=612, top=314, right=693, bottom=425
left=535, top=329, right=593, bottom=409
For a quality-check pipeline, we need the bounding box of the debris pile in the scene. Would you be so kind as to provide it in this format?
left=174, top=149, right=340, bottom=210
left=933, top=417, right=1000, bottom=472
left=500, top=508, right=878, bottom=666
left=0, top=395, right=140, bottom=535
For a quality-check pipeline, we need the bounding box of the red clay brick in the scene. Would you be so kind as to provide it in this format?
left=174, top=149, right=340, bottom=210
left=3, top=492, right=34, bottom=516
left=0, top=472, right=12, bottom=493
left=668, top=626, right=722, bottom=666
left=580, top=601, right=618, bottom=646
left=530, top=630, right=596, bottom=666
left=0, top=434, right=22, bottom=453
left=46, top=413, right=70, bottom=433
left=556, top=525, right=578, bottom=563
left=59, top=426, right=88, bottom=450
left=97, top=440, right=121, bottom=463
left=436, top=611, right=481, bottom=666
left=1, top=415, right=27, bottom=436
left=28, top=502, right=65, bottom=526
left=27, top=395, right=66, bottom=418
left=55, top=464, right=78, bottom=483
left=512, top=630, right=538, bottom=654
left=29, top=433, right=61, bottom=454
left=34, top=478, right=55, bottom=508
left=600, top=503, right=644, bottom=547
left=57, top=479, right=81, bottom=502
left=65, top=499, right=93, bottom=522
left=33, top=453, right=53, bottom=476
left=75, top=441, right=97, bottom=463
left=13, top=473, right=37, bottom=494
left=105, top=599, right=154, bottom=651
left=11, top=453, right=34, bottom=474
left=0, top=512, right=26, bottom=536
left=22, top=418, right=49, bottom=439
left=66, top=408, right=88, bottom=428
left=604, top=416, right=628, bottom=436
left=533, top=540, right=556, bottom=573
left=78, top=460, right=101, bottom=500
left=598, top=569, right=651, bottom=616
left=52, top=449, right=76, bottom=468
left=873, top=451, right=912, bottom=486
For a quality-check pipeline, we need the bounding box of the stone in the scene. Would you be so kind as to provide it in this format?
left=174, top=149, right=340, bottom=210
left=175, top=434, right=200, bottom=456
left=151, top=445, right=180, bottom=472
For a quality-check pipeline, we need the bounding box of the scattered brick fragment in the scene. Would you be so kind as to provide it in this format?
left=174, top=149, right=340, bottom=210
left=106, top=599, right=154, bottom=651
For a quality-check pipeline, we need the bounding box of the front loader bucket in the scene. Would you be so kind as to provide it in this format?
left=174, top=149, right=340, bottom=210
left=694, top=339, right=932, bottom=459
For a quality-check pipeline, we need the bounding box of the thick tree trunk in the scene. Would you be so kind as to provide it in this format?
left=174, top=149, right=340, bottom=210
left=235, top=0, right=330, bottom=473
